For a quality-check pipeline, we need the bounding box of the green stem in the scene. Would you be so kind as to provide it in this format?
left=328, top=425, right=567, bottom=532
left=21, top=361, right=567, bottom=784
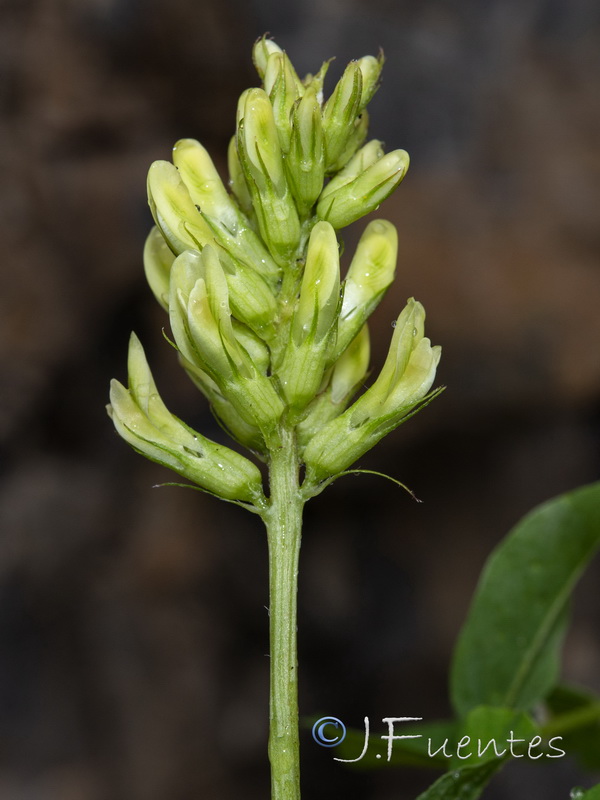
left=541, top=702, right=600, bottom=738
left=264, top=425, right=303, bottom=800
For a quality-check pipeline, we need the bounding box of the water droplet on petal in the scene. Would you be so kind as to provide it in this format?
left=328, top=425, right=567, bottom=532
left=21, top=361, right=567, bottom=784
left=391, top=320, right=397, bottom=328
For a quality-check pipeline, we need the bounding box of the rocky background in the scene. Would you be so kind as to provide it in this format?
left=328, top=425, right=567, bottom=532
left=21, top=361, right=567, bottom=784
left=1, top=1, right=599, bottom=798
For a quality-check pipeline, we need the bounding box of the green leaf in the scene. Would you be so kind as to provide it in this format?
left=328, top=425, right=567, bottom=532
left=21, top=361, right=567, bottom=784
left=581, top=785, right=600, bottom=799
left=334, top=719, right=457, bottom=770
left=450, top=706, right=538, bottom=769
left=413, top=759, right=503, bottom=800
left=544, top=685, right=600, bottom=770
left=451, top=482, right=600, bottom=716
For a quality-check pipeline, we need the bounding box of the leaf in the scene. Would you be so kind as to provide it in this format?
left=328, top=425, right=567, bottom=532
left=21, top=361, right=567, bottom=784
left=450, top=706, right=538, bottom=769
left=333, top=719, right=457, bottom=770
left=581, top=785, right=600, bottom=799
left=544, top=685, right=600, bottom=770
left=413, top=759, right=503, bottom=800
left=409, top=708, right=537, bottom=799
left=451, top=482, right=600, bottom=716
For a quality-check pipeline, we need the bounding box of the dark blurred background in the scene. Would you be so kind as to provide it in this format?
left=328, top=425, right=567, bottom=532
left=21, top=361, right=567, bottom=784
left=1, top=1, right=599, bottom=798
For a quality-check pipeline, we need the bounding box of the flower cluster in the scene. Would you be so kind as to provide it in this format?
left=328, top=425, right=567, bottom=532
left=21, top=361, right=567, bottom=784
left=107, top=37, right=441, bottom=505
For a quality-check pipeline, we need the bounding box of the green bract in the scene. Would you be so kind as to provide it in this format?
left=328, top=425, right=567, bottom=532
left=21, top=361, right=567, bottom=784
left=108, top=34, right=441, bottom=506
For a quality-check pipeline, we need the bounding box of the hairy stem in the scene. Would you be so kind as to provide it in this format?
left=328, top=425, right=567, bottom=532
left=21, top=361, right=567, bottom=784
left=264, top=425, right=303, bottom=800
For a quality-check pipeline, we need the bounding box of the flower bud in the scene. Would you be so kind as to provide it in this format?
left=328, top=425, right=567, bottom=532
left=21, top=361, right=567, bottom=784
left=202, top=214, right=281, bottom=286
left=143, top=225, right=175, bottom=310
left=181, top=357, right=265, bottom=453
left=317, top=149, right=410, bottom=230
left=237, top=90, right=301, bottom=265
left=107, top=333, right=264, bottom=503
left=303, top=299, right=441, bottom=481
left=293, top=221, right=340, bottom=344
left=174, top=138, right=280, bottom=283
left=252, top=36, right=283, bottom=80
left=278, top=221, right=340, bottom=412
left=239, top=89, right=285, bottom=192
left=319, top=139, right=384, bottom=204
left=322, top=61, right=363, bottom=171
left=231, top=319, right=271, bottom=375
left=357, top=53, right=384, bottom=109
left=215, top=247, right=279, bottom=338
left=330, top=324, right=370, bottom=404
left=147, top=160, right=213, bottom=253
left=297, top=325, right=370, bottom=448
left=169, top=248, right=284, bottom=438
left=332, top=219, right=397, bottom=360
left=362, top=300, right=441, bottom=418
left=172, top=248, right=241, bottom=380
left=173, top=138, right=239, bottom=230
left=286, top=86, right=325, bottom=213
left=264, top=52, right=303, bottom=152
left=327, top=110, right=370, bottom=173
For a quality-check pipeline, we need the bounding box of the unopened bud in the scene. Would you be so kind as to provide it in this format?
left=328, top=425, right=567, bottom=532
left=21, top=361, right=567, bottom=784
left=330, top=324, right=370, bottom=404
left=359, top=299, right=440, bottom=418
left=170, top=139, right=280, bottom=283
left=303, top=298, right=441, bottom=481
left=232, top=320, right=271, bottom=375
left=171, top=248, right=241, bottom=381
left=322, top=61, right=363, bottom=171
left=216, top=248, right=279, bottom=338
left=143, top=225, right=175, bottom=310
left=147, top=160, right=213, bottom=253
left=332, top=219, right=397, bottom=359
left=327, top=110, right=370, bottom=173
left=237, top=95, right=300, bottom=265
left=264, top=52, right=304, bottom=152
left=320, top=140, right=384, bottom=204
left=317, top=149, right=410, bottom=230
left=107, top=333, right=264, bottom=503
left=293, top=221, right=340, bottom=344
left=182, top=357, right=265, bottom=453
left=169, top=248, right=284, bottom=437
left=287, top=86, right=325, bottom=213
left=239, top=89, right=285, bottom=192
left=357, top=53, right=384, bottom=109
left=279, top=221, right=340, bottom=412
left=173, top=138, right=239, bottom=231
left=297, top=324, right=370, bottom=448
left=252, top=36, right=283, bottom=80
